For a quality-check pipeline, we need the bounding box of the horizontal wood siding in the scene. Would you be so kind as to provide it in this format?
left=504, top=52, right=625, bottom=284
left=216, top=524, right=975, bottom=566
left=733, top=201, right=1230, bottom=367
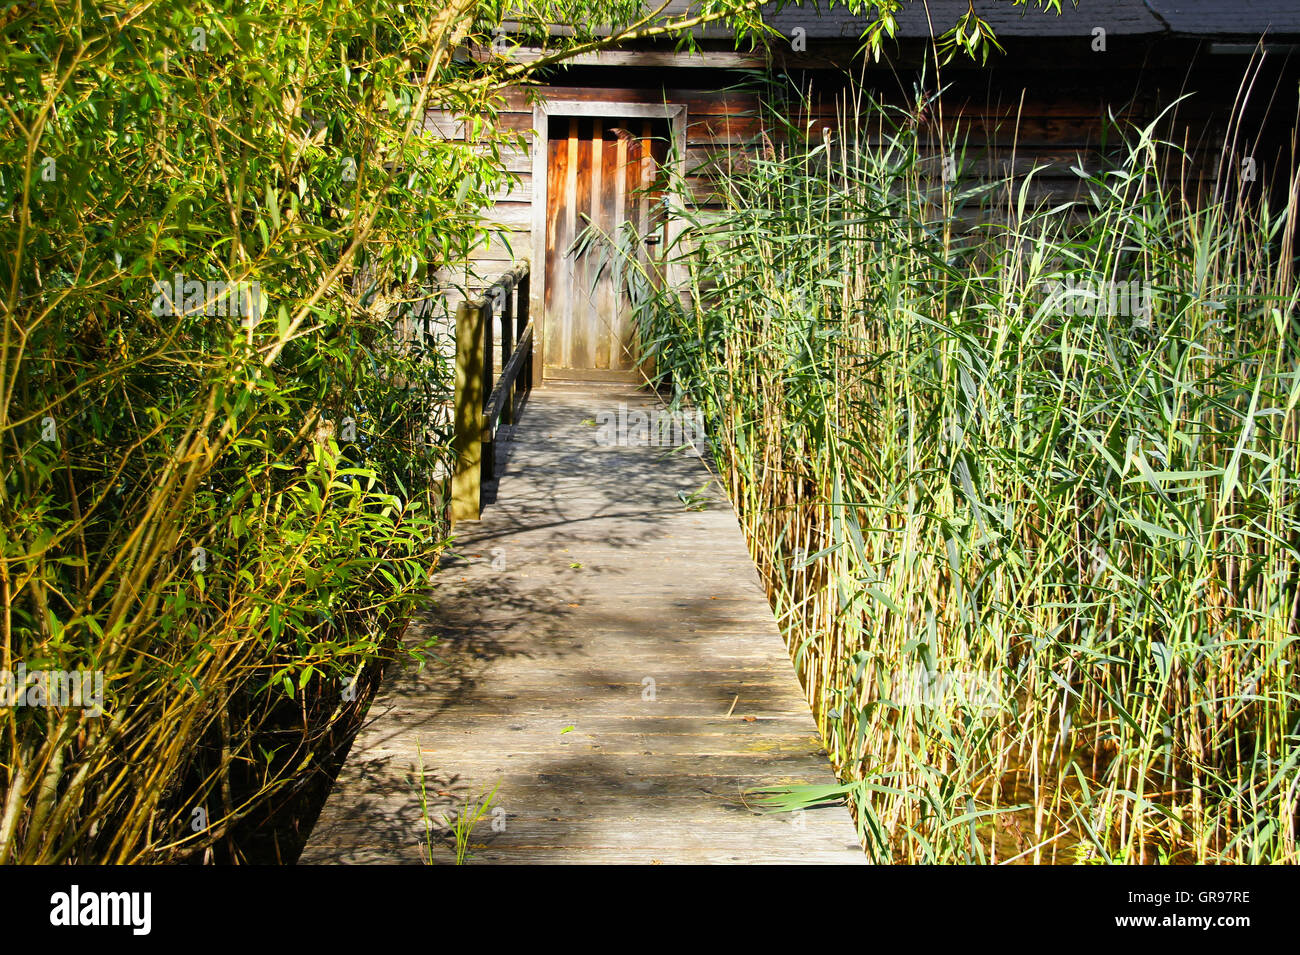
left=424, top=53, right=1294, bottom=306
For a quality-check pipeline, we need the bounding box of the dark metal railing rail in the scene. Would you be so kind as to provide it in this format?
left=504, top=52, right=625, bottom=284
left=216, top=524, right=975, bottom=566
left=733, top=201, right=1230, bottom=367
left=450, top=262, right=532, bottom=523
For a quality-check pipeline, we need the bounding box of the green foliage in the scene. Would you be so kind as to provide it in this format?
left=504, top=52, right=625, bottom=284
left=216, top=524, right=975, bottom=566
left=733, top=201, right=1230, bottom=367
left=444, top=783, right=500, bottom=865
left=0, top=0, right=481, bottom=864
left=415, top=748, right=499, bottom=865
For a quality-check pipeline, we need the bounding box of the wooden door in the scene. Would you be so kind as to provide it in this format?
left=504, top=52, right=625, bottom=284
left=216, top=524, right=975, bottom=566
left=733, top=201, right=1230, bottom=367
left=544, top=116, right=669, bottom=381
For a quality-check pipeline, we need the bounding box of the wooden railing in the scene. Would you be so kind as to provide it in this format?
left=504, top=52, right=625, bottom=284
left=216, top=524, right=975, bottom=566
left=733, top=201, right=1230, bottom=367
left=450, top=262, right=533, bottom=523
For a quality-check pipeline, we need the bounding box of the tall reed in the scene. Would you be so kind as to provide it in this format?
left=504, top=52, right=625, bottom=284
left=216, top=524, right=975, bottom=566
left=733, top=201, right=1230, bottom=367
left=615, top=87, right=1300, bottom=863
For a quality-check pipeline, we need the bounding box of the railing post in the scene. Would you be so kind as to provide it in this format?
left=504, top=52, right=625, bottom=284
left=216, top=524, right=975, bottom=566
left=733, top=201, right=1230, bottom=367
left=517, top=267, right=533, bottom=395
left=451, top=298, right=486, bottom=524
left=500, top=278, right=514, bottom=425
left=527, top=265, right=541, bottom=388
left=482, top=289, right=497, bottom=486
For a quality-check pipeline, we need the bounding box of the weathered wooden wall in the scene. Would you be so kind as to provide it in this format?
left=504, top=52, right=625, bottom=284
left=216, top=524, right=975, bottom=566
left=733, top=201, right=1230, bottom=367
left=421, top=43, right=1296, bottom=376
left=446, top=46, right=1296, bottom=281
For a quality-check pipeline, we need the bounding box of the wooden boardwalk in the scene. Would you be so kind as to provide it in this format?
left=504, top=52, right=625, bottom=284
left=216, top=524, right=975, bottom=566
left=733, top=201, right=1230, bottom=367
left=301, top=383, right=865, bottom=864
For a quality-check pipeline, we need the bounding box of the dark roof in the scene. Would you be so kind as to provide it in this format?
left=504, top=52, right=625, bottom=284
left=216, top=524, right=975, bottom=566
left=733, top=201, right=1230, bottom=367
left=662, top=0, right=1300, bottom=40
left=1145, top=0, right=1300, bottom=36
left=758, top=0, right=1164, bottom=39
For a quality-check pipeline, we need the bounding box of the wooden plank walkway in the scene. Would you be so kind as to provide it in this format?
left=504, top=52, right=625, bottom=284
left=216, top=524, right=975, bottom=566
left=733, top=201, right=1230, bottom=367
left=301, top=383, right=865, bottom=864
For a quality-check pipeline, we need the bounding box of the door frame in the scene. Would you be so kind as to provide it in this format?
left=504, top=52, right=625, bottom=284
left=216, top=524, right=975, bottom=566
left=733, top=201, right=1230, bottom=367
left=529, top=99, right=688, bottom=384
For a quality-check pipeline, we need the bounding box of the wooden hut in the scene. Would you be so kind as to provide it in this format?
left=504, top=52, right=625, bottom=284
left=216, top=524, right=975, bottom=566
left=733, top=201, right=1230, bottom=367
left=437, top=0, right=1300, bottom=383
